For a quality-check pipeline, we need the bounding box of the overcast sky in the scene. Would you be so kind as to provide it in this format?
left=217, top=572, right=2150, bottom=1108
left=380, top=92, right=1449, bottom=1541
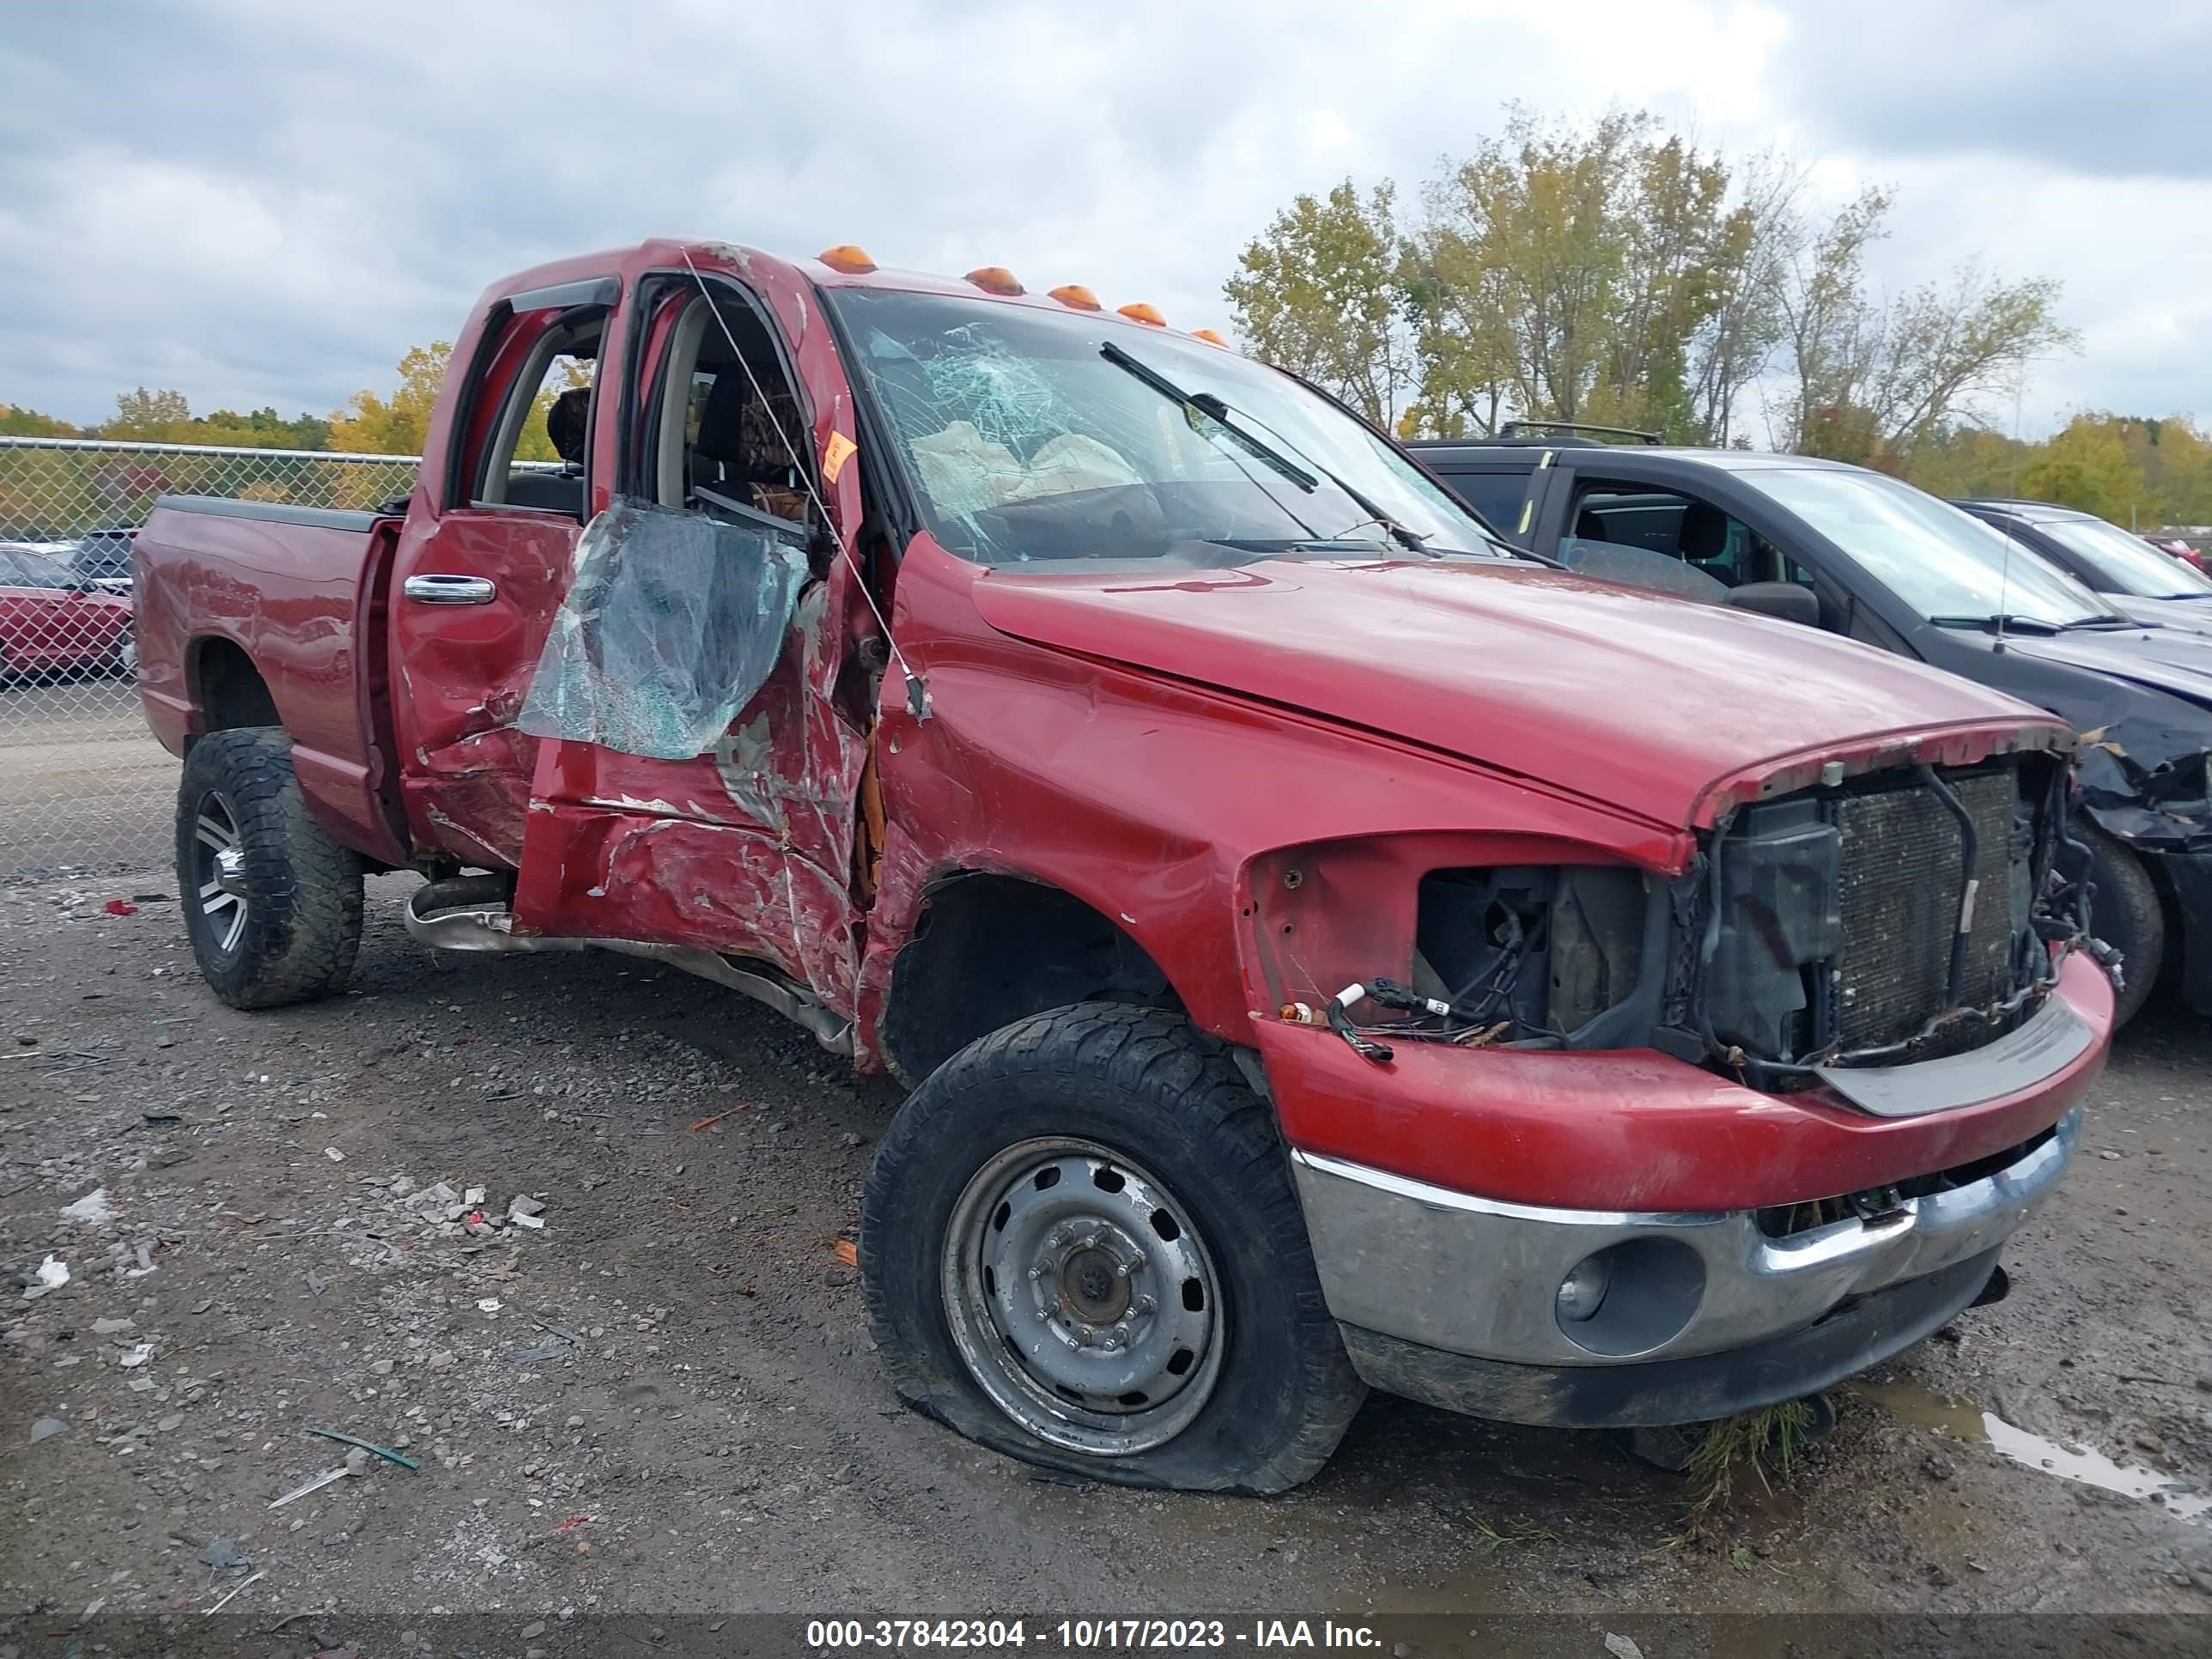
left=3, top=0, right=2206, bottom=438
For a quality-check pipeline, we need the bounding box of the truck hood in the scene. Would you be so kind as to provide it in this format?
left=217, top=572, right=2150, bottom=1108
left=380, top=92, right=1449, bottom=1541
left=973, top=556, right=2055, bottom=831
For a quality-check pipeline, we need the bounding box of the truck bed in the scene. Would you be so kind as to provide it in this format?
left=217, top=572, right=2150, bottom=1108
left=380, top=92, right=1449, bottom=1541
left=134, top=495, right=409, bottom=865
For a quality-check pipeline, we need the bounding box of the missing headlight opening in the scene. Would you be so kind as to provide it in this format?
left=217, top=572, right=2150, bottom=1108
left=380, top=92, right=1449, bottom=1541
left=1265, top=750, right=2088, bottom=1086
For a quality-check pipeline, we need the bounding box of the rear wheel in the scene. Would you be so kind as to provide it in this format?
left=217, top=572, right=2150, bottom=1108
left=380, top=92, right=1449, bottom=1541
left=861, top=1003, right=1365, bottom=1493
left=177, top=726, right=364, bottom=1008
left=2079, top=823, right=2160, bottom=1028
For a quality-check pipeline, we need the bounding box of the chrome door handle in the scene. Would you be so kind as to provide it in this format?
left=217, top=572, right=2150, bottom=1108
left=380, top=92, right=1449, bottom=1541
left=404, top=574, right=497, bottom=605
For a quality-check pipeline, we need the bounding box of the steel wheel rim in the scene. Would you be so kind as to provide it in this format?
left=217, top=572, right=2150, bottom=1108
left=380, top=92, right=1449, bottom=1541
left=940, top=1135, right=1224, bottom=1456
left=192, top=792, right=249, bottom=957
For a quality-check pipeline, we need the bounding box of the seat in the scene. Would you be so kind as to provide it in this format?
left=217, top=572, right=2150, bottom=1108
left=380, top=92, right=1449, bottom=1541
left=505, top=469, right=584, bottom=515
left=692, top=368, right=807, bottom=521
left=691, top=370, right=754, bottom=484
left=1680, top=501, right=1736, bottom=584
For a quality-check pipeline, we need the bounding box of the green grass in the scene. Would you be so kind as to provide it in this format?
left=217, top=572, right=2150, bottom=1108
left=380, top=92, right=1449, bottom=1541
left=1671, top=1399, right=1820, bottom=1540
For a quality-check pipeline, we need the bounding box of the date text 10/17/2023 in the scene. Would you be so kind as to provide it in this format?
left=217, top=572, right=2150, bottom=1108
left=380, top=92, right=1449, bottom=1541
left=805, top=1619, right=1382, bottom=1649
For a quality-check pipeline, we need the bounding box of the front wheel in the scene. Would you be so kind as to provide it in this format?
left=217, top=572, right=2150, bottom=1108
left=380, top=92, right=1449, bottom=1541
left=861, top=1004, right=1365, bottom=1494
left=177, top=726, right=364, bottom=1008
left=2078, top=823, right=2161, bottom=1028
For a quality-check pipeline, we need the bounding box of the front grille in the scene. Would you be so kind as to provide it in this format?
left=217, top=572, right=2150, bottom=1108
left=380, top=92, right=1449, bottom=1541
left=1834, top=772, right=2019, bottom=1051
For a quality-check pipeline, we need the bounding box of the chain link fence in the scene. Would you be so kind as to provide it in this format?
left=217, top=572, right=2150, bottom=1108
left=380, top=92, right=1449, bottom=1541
left=0, top=437, right=422, bottom=881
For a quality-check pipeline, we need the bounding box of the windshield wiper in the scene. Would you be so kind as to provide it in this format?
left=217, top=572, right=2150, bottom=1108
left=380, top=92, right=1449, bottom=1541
left=1201, top=536, right=1393, bottom=553
left=1099, top=342, right=1318, bottom=493
left=1099, top=341, right=1481, bottom=560
left=1929, top=614, right=2065, bottom=635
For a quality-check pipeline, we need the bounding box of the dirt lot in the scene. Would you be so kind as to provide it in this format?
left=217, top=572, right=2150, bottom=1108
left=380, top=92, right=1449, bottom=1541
left=3, top=870, right=2210, bottom=1649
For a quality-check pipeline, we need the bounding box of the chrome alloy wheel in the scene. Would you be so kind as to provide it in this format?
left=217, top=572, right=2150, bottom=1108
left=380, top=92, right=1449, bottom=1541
left=193, top=793, right=250, bottom=957
left=940, top=1136, right=1224, bottom=1456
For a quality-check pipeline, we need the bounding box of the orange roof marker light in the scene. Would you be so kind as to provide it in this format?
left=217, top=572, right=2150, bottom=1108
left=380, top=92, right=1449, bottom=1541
left=1116, top=302, right=1168, bottom=326
left=965, top=266, right=1024, bottom=296
left=817, top=245, right=878, bottom=274
left=1191, top=328, right=1231, bottom=347
left=1048, top=283, right=1103, bottom=312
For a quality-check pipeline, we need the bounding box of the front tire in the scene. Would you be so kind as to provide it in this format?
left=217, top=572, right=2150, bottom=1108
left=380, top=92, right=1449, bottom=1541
left=2079, top=823, right=2161, bottom=1029
left=177, top=726, right=364, bottom=1009
left=861, top=1004, right=1365, bottom=1494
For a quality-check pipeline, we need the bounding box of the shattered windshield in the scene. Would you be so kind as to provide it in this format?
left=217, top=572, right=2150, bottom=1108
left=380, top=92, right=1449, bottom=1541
left=826, top=289, right=1510, bottom=566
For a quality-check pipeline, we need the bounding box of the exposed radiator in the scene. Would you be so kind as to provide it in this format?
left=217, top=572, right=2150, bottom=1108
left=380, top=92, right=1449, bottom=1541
left=1834, top=771, right=2020, bottom=1051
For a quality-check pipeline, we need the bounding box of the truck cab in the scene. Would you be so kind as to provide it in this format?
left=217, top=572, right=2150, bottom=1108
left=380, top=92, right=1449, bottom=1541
left=133, top=242, right=2110, bottom=1494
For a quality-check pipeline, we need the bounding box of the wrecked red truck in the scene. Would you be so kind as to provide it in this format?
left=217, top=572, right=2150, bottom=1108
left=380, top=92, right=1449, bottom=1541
left=133, top=238, right=2111, bottom=1493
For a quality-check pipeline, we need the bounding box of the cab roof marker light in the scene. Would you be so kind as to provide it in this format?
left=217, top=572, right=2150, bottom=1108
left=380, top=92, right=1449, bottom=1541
left=964, top=266, right=1024, bottom=296
left=1048, top=284, right=1103, bottom=312
left=1191, top=328, right=1231, bottom=347
left=1117, top=302, right=1167, bottom=326
left=817, top=245, right=878, bottom=274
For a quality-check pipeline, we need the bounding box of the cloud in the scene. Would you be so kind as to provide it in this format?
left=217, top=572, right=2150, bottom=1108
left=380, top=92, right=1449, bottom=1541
left=1768, top=0, right=2212, bottom=180
left=0, top=0, right=2201, bottom=434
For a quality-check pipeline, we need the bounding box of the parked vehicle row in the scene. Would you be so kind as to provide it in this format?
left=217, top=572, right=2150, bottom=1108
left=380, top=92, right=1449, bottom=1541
left=131, top=239, right=2107, bottom=1494
left=1410, top=436, right=2212, bottom=1028
left=1955, top=499, right=2212, bottom=629
left=0, top=541, right=135, bottom=678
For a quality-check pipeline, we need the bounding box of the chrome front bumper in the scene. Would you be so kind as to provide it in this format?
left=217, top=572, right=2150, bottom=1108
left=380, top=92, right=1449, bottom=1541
left=1291, top=1109, right=2078, bottom=1370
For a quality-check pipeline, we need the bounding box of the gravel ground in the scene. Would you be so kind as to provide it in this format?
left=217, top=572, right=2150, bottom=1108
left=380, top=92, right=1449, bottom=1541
left=3, top=870, right=2211, bottom=1646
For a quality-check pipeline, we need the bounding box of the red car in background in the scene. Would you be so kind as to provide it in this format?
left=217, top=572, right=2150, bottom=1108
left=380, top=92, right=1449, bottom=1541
left=0, top=543, right=136, bottom=678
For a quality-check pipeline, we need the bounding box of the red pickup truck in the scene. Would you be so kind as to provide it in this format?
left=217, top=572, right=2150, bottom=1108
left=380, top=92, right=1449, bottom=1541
left=134, top=238, right=2111, bottom=1493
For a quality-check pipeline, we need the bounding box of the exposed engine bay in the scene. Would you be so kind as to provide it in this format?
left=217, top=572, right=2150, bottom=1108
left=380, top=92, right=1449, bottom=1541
left=1261, top=752, right=2093, bottom=1090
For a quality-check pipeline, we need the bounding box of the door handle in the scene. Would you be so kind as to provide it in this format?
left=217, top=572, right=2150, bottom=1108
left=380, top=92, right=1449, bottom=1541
left=404, top=574, right=497, bottom=605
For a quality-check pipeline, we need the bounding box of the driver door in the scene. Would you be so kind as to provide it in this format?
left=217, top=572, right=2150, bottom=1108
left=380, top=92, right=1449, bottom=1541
left=508, top=252, right=875, bottom=1013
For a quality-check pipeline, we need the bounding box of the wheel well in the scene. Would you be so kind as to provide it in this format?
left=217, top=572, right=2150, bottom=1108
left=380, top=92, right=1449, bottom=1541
left=192, top=639, right=279, bottom=738
left=881, top=872, right=1182, bottom=1084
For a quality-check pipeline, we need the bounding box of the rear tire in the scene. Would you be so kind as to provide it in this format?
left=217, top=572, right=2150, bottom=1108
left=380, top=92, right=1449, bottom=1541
left=2079, top=823, right=2160, bottom=1029
left=861, top=1003, right=1365, bottom=1494
left=177, top=726, right=364, bottom=1009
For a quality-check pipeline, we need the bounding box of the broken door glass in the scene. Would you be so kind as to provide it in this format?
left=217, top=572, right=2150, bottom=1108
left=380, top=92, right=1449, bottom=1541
left=519, top=496, right=806, bottom=759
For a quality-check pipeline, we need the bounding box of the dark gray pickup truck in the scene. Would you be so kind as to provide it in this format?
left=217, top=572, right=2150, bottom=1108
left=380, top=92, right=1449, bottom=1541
left=1412, top=434, right=2212, bottom=1027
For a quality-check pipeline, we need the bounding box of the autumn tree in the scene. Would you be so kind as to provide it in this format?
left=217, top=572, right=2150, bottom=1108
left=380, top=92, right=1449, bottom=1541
left=104, top=387, right=194, bottom=439
left=2017, top=417, right=2153, bottom=522
left=1224, top=180, right=1413, bottom=429
left=0, top=404, right=81, bottom=438
left=1228, top=108, right=2076, bottom=459
left=328, top=342, right=452, bottom=456
left=1397, top=109, right=1790, bottom=441
left=2071, top=415, right=2212, bottom=526
left=74, top=391, right=331, bottom=448
left=1773, top=189, right=2076, bottom=465
left=1406, top=110, right=1635, bottom=435
left=1899, top=422, right=2033, bottom=500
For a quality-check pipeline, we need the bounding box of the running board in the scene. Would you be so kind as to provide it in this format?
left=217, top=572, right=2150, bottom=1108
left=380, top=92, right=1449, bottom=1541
left=403, top=876, right=854, bottom=1057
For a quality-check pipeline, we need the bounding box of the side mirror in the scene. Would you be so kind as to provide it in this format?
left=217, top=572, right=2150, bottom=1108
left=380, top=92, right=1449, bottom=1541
left=1726, top=581, right=1819, bottom=627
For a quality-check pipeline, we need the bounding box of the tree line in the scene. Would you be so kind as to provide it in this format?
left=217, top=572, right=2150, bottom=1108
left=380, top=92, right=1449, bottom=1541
left=6, top=112, right=2207, bottom=532
left=0, top=341, right=570, bottom=464
left=1223, top=106, right=2209, bottom=529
